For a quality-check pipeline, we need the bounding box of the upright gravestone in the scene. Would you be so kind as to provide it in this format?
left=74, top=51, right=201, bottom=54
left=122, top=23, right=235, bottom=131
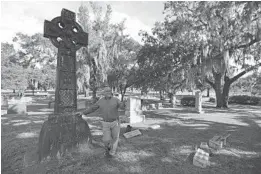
left=195, top=91, right=203, bottom=113
left=125, top=97, right=145, bottom=123
left=37, top=9, right=91, bottom=161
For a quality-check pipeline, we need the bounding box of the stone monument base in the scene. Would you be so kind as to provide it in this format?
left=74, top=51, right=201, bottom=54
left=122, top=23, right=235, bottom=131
left=38, top=113, right=92, bottom=161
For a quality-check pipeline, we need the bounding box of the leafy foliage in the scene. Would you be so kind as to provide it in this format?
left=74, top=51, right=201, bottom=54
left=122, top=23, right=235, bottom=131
left=231, top=72, right=261, bottom=95
left=13, top=33, right=57, bottom=68
left=1, top=39, right=56, bottom=91
left=1, top=43, right=27, bottom=90
left=77, top=2, right=141, bottom=99
left=161, top=1, right=261, bottom=107
left=77, top=3, right=132, bottom=99
left=1, top=64, right=28, bottom=90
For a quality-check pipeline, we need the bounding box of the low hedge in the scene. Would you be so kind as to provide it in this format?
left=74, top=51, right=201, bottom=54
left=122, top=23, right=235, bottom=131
left=228, top=95, right=261, bottom=105
left=181, top=96, right=195, bottom=106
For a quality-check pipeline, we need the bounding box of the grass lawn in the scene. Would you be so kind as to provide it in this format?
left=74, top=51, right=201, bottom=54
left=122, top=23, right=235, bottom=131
left=1, top=97, right=261, bottom=174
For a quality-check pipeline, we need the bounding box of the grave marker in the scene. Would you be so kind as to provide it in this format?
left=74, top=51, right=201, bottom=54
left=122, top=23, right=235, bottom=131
left=193, top=148, right=210, bottom=168
left=125, top=97, right=144, bottom=123
left=123, top=129, right=142, bottom=139
left=37, top=9, right=90, bottom=161
left=195, top=91, right=203, bottom=113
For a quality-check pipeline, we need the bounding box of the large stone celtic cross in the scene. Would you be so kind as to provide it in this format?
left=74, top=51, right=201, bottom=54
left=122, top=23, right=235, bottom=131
left=44, top=8, right=88, bottom=113
left=37, top=9, right=91, bottom=162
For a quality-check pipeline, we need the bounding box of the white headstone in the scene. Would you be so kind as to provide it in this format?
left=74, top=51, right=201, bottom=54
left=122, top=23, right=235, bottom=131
left=195, top=91, right=203, bottom=113
left=125, top=97, right=144, bottom=123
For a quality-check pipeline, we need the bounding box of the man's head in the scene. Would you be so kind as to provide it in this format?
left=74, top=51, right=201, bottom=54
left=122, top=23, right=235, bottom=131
left=103, top=86, right=112, bottom=98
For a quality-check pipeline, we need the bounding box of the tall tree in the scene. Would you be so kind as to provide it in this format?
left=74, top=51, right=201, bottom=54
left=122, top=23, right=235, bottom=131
left=137, top=29, right=187, bottom=100
left=13, top=33, right=57, bottom=68
left=77, top=2, right=124, bottom=101
left=10, top=33, right=57, bottom=93
left=1, top=42, right=27, bottom=91
left=163, top=1, right=261, bottom=108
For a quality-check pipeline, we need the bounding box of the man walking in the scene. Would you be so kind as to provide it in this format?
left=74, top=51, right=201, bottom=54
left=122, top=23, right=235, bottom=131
left=78, top=87, right=125, bottom=157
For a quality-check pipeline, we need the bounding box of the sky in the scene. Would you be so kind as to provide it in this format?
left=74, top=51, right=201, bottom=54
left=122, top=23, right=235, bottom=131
left=0, top=1, right=165, bottom=44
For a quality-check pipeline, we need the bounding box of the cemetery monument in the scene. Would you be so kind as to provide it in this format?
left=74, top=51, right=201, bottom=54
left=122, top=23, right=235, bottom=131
left=38, top=8, right=91, bottom=161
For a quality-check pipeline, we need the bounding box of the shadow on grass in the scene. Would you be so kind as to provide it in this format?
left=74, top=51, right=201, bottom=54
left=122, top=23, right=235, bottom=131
left=73, top=105, right=261, bottom=173
left=2, top=102, right=261, bottom=174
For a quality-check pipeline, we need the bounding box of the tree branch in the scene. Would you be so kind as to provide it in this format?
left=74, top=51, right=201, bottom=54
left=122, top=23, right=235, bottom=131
left=230, top=62, right=261, bottom=84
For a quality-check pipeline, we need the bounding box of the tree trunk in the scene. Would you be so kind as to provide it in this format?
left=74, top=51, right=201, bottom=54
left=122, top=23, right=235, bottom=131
left=121, top=86, right=127, bottom=102
left=83, top=86, right=89, bottom=97
left=207, top=88, right=210, bottom=97
left=90, top=57, right=98, bottom=102
left=222, top=75, right=231, bottom=108
left=169, top=92, right=173, bottom=103
left=92, top=88, right=97, bottom=102
left=163, top=90, right=166, bottom=100
left=214, top=73, right=231, bottom=108
left=214, top=72, right=223, bottom=108
left=206, top=63, right=261, bottom=108
left=160, top=90, right=163, bottom=100
left=222, top=83, right=230, bottom=108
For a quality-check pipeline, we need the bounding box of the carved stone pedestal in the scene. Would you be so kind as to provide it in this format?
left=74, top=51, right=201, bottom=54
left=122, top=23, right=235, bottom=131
left=37, top=8, right=89, bottom=162
left=38, top=113, right=92, bottom=161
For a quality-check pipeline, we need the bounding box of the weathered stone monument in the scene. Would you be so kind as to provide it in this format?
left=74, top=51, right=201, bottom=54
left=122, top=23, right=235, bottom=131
left=125, top=97, right=145, bottom=123
left=195, top=91, right=203, bottom=113
left=38, top=9, right=91, bottom=161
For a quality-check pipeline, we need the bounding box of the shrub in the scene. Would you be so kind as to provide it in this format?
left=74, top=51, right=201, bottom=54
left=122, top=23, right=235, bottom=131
left=228, top=95, right=261, bottom=105
left=181, top=96, right=195, bottom=106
